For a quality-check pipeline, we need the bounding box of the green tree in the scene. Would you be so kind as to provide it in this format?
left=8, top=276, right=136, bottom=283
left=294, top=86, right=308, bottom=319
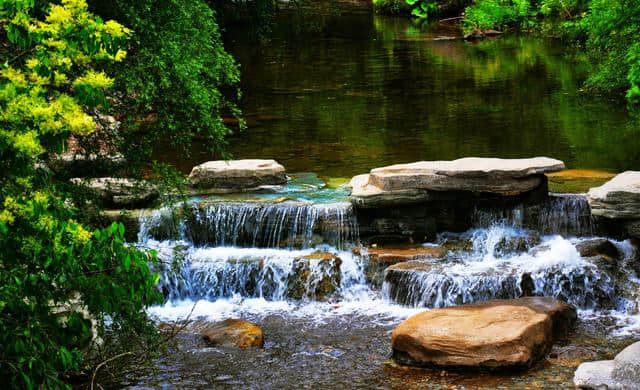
left=0, top=1, right=162, bottom=388
left=88, top=0, right=244, bottom=171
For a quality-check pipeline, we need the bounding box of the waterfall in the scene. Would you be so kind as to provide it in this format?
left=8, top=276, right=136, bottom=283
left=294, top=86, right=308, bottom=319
left=382, top=228, right=627, bottom=310
left=140, top=201, right=359, bottom=249
left=148, top=242, right=366, bottom=302
left=473, top=194, right=594, bottom=236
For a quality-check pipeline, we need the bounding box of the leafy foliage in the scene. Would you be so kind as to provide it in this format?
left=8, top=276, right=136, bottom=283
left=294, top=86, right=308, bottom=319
left=578, top=0, right=640, bottom=103
left=461, top=0, right=640, bottom=105
left=0, top=1, right=162, bottom=387
left=463, top=0, right=537, bottom=32
left=406, top=0, right=438, bottom=19
left=89, top=0, right=244, bottom=170
left=373, top=0, right=411, bottom=15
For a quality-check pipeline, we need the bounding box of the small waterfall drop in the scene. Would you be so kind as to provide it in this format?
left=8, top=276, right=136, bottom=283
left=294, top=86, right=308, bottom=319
left=382, top=226, right=628, bottom=310
left=141, top=201, right=359, bottom=249
left=473, top=194, right=594, bottom=236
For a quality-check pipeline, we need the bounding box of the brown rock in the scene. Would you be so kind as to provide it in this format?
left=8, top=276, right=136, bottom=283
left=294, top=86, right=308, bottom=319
left=200, top=319, right=264, bottom=349
left=286, top=251, right=342, bottom=300
left=391, top=297, right=576, bottom=370
left=575, top=239, right=620, bottom=259
left=367, top=245, right=448, bottom=264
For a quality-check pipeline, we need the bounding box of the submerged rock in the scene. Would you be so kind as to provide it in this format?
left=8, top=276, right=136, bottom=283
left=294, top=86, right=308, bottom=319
left=391, top=297, right=576, bottom=370
left=199, top=319, right=264, bottom=349
left=350, top=157, right=564, bottom=207
left=71, top=177, right=159, bottom=208
left=573, top=341, right=640, bottom=389
left=188, top=159, right=287, bottom=191
left=588, top=171, right=640, bottom=219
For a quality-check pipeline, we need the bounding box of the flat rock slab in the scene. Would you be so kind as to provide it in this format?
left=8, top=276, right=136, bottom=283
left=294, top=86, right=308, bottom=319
left=391, top=297, right=576, bottom=370
left=367, top=246, right=448, bottom=264
left=189, top=159, right=287, bottom=190
left=574, top=341, right=640, bottom=389
left=588, top=171, right=640, bottom=219
left=71, top=177, right=158, bottom=208
left=350, top=157, right=564, bottom=207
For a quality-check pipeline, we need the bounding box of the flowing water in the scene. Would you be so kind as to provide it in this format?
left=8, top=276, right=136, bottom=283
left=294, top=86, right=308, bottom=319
left=130, top=178, right=640, bottom=388
left=135, top=2, right=640, bottom=388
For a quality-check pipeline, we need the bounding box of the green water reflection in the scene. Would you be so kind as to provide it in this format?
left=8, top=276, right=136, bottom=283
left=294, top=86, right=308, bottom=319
left=170, top=10, right=640, bottom=177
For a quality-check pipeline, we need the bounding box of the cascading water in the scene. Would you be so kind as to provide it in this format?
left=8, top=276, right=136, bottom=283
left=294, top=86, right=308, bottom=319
left=142, top=189, right=639, bottom=338
left=140, top=201, right=358, bottom=249
left=150, top=243, right=366, bottom=302
left=382, top=227, right=625, bottom=310
left=473, top=194, right=594, bottom=236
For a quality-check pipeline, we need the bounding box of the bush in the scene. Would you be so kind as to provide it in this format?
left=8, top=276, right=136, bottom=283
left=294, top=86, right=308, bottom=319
left=463, top=0, right=536, bottom=32
left=579, top=0, right=640, bottom=103
left=0, top=1, right=163, bottom=387
left=89, top=0, right=244, bottom=170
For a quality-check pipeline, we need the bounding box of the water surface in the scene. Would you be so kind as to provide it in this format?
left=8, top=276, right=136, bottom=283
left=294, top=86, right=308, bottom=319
left=164, top=7, right=640, bottom=177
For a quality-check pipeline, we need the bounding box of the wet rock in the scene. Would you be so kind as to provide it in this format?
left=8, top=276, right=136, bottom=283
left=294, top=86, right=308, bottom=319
left=576, top=239, right=621, bottom=274
left=520, top=273, right=535, bottom=297
left=588, top=171, right=640, bottom=219
left=286, top=252, right=342, bottom=301
left=188, top=159, right=287, bottom=191
left=367, top=245, right=448, bottom=263
left=574, top=341, right=640, bottom=389
left=494, top=234, right=541, bottom=257
left=364, top=246, right=447, bottom=287
left=200, top=319, right=264, bottom=349
left=391, top=297, right=576, bottom=370
left=350, top=157, right=564, bottom=208
left=576, top=239, right=620, bottom=260
left=71, top=177, right=159, bottom=208
left=625, top=220, right=640, bottom=240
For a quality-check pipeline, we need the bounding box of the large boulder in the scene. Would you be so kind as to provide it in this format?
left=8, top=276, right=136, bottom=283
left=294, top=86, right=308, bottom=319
left=188, top=159, right=287, bottom=191
left=350, top=157, right=564, bottom=207
left=200, top=319, right=264, bottom=349
left=71, top=177, right=159, bottom=208
left=391, top=297, right=577, bottom=370
left=588, top=171, right=640, bottom=219
left=574, top=341, right=640, bottom=389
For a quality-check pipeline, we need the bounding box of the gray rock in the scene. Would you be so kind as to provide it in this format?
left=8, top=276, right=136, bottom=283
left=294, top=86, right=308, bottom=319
left=574, top=360, right=617, bottom=389
left=612, top=342, right=640, bottom=388
left=71, top=177, right=159, bottom=208
left=188, top=159, right=287, bottom=190
left=350, top=157, right=564, bottom=207
left=588, top=171, right=640, bottom=219
left=574, top=341, right=640, bottom=389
